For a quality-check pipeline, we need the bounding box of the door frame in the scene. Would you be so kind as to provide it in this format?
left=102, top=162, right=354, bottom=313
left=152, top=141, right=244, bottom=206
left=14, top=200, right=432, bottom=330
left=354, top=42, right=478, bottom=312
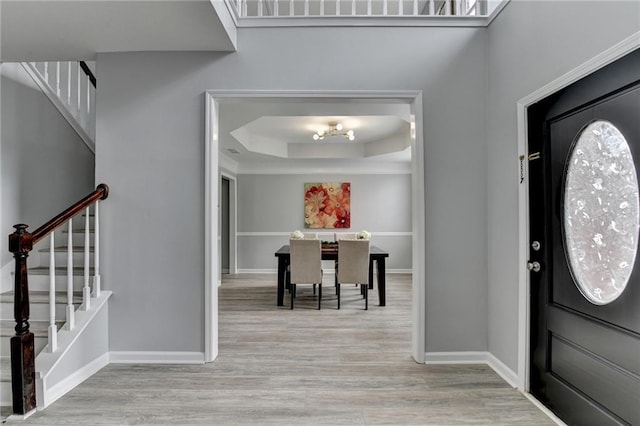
left=219, top=172, right=237, bottom=277
left=204, top=90, right=426, bottom=364
left=516, top=32, right=640, bottom=391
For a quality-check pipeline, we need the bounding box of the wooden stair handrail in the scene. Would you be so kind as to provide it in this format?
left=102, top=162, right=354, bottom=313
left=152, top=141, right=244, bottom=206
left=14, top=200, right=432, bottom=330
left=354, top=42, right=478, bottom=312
left=79, top=61, right=97, bottom=88
left=32, top=183, right=108, bottom=244
left=8, top=183, right=108, bottom=415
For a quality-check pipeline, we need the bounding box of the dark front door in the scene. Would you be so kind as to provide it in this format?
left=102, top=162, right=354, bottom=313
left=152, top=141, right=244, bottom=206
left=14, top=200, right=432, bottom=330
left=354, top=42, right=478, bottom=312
left=528, top=50, right=640, bottom=425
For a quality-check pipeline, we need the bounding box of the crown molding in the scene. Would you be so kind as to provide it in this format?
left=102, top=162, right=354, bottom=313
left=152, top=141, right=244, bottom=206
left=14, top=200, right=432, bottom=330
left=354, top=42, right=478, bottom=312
left=236, top=160, right=411, bottom=175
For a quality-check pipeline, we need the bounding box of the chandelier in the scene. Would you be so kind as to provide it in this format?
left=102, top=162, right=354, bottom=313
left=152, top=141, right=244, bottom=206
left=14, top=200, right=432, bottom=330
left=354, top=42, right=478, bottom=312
left=312, top=121, right=355, bottom=141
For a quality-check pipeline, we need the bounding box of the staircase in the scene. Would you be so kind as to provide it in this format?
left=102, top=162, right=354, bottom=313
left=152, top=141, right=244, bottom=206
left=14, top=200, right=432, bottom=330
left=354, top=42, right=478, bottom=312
left=1, top=61, right=108, bottom=418
left=0, top=215, right=97, bottom=410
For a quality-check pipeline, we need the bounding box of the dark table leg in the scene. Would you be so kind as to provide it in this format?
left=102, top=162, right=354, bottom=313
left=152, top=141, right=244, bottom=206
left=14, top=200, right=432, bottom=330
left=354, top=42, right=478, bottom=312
left=277, top=256, right=287, bottom=306
left=376, top=257, right=386, bottom=306
left=369, top=259, right=374, bottom=290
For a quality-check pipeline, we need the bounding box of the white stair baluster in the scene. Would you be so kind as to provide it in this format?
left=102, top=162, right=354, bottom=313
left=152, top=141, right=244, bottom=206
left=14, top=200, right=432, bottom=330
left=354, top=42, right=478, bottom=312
left=382, top=0, right=387, bottom=15
left=48, top=233, right=58, bottom=352
left=93, top=201, right=101, bottom=298
left=274, top=0, right=279, bottom=16
left=55, top=62, right=61, bottom=97
left=428, top=0, right=434, bottom=15
left=86, top=73, right=91, bottom=135
left=67, top=62, right=72, bottom=106
left=336, top=0, right=340, bottom=16
left=399, top=0, right=403, bottom=16
left=66, top=219, right=75, bottom=330
left=319, top=0, right=324, bottom=16
left=43, top=62, right=49, bottom=85
left=351, top=0, right=356, bottom=15
left=258, top=0, right=263, bottom=16
left=77, top=62, right=82, bottom=122
left=289, top=0, right=294, bottom=16
left=304, top=0, right=309, bottom=16
left=413, top=0, right=418, bottom=15
left=82, top=206, right=91, bottom=310
left=367, top=0, right=372, bottom=15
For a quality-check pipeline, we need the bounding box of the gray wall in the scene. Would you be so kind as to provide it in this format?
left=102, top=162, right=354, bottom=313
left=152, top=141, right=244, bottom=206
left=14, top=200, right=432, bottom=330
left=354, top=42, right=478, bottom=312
left=486, top=1, right=640, bottom=371
left=236, top=174, right=412, bottom=270
left=96, top=26, right=489, bottom=353
left=1, top=63, right=95, bottom=269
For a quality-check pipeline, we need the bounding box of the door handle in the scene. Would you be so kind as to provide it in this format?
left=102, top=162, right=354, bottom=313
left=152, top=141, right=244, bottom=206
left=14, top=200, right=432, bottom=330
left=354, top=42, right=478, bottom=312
left=527, top=261, right=541, bottom=272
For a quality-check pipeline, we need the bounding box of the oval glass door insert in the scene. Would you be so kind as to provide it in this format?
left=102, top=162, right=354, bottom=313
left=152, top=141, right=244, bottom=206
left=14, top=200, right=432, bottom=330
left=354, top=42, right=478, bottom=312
left=564, top=120, right=639, bottom=305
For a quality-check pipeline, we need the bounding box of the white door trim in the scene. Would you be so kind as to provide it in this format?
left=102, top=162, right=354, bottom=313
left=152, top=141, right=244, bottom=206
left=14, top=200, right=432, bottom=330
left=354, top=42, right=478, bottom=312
left=204, top=89, right=426, bottom=363
left=516, top=31, right=640, bottom=391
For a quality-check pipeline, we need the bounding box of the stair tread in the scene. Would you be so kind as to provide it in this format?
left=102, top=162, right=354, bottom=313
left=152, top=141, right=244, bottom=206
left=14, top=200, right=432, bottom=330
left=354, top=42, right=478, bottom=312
left=0, top=319, right=64, bottom=337
left=27, top=266, right=94, bottom=275
left=0, top=291, right=83, bottom=304
left=0, top=358, right=9, bottom=382
left=39, top=246, right=94, bottom=253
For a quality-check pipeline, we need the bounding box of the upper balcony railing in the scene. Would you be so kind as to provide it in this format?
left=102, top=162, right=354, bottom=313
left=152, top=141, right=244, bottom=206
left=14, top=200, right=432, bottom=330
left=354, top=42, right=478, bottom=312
left=229, top=0, right=501, bottom=20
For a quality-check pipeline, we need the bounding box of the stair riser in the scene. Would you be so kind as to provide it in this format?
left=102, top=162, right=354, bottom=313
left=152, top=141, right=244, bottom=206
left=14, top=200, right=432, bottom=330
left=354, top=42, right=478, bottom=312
left=0, top=336, right=48, bottom=357
left=37, top=250, right=94, bottom=268
left=32, top=224, right=94, bottom=242
left=18, top=274, right=86, bottom=293
left=0, top=301, right=71, bottom=320
left=63, top=232, right=95, bottom=247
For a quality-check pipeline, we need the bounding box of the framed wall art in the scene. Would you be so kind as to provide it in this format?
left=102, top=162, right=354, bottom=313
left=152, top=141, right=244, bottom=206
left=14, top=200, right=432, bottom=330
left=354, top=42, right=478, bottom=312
left=304, top=182, right=351, bottom=229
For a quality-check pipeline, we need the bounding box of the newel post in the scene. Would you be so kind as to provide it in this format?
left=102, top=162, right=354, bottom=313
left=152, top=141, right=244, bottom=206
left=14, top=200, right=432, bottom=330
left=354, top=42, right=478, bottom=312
left=9, top=224, right=36, bottom=415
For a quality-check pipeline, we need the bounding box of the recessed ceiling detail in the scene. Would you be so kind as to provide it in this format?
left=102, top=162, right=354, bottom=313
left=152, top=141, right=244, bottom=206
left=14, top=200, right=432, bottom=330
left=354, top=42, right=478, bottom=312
left=230, top=115, right=410, bottom=160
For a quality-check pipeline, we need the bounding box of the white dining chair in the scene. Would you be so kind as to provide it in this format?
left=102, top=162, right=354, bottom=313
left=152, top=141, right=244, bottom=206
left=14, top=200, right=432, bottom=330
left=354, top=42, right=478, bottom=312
left=334, top=232, right=357, bottom=241
left=336, top=239, right=371, bottom=310
left=289, top=238, right=323, bottom=309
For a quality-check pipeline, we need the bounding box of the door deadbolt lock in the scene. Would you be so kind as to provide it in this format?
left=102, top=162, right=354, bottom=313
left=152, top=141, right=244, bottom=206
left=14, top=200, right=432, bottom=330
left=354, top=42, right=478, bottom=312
left=527, top=261, right=541, bottom=272
left=531, top=241, right=541, bottom=251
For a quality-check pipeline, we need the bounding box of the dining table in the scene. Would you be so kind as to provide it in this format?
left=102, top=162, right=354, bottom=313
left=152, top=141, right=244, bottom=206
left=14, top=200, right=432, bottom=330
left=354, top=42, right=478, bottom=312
left=274, top=244, right=390, bottom=307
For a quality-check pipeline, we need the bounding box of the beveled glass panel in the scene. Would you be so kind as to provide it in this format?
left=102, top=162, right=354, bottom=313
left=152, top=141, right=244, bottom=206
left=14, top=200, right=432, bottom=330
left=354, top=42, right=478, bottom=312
left=564, top=120, right=639, bottom=305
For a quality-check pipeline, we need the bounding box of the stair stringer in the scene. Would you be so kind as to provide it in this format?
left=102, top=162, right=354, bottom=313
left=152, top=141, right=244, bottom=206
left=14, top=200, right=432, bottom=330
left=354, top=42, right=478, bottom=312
left=35, top=291, right=111, bottom=409
left=20, top=62, right=95, bottom=154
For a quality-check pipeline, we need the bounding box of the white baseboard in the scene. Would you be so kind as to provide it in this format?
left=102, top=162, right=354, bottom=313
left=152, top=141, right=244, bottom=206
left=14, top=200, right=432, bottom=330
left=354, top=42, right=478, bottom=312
left=109, top=351, right=205, bottom=364
left=424, top=351, right=518, bottom=388
left=40, top=352, right=109, bottom=409
left=485, top=352, right=519, bottom=388
left=423, top=352, right=564, bottom=425
left=237, top=268, right=278, bottom=274
left=522, top=392, right=567, bottom=426
left=236, top=268, right=412, bottom=274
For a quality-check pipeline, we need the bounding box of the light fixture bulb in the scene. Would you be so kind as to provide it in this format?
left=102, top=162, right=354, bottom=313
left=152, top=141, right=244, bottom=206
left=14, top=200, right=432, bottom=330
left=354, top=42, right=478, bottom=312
left=312, top=121, right=354, bottom=141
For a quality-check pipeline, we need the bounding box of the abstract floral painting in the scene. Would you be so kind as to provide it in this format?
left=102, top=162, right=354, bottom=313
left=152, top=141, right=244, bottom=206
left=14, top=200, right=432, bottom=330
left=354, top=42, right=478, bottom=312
left=304, top=182, right=351, bottom=229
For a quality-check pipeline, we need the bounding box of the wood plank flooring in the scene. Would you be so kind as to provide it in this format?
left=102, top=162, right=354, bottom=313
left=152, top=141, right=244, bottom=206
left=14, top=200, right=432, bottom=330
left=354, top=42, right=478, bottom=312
left=2, top=273, right=555, bottom=425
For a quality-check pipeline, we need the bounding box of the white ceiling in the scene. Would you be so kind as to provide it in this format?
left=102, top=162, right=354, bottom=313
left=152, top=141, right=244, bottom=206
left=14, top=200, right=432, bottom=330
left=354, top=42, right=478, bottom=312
left=2, top=1, right=413, bottom=170
left=0, top=0, right=236, bottom=62
left=217, top=99, right=413, bottom=170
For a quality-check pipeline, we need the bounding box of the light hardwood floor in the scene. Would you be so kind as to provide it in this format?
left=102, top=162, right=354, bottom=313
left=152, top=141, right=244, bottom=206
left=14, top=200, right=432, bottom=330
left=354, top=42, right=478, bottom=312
left=3, top=273, right=555, bottom=425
